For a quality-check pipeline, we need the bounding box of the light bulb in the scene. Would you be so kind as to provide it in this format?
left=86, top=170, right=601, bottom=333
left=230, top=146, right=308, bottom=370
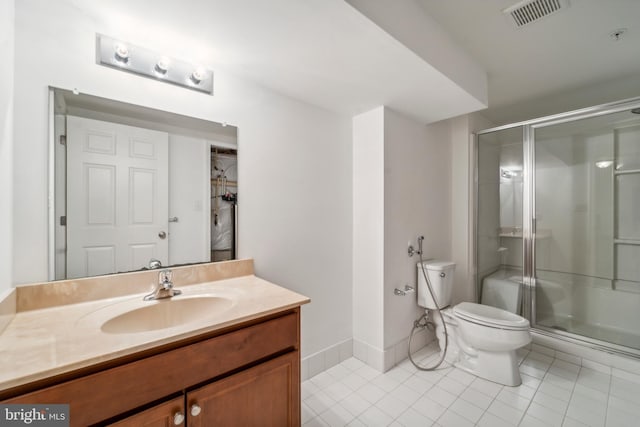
left=595, top=161, right=613, bottom=169
left=190, top=67, right=206, bottom=85
left=154, top=57, right=170, bottom=76
left=114, top=43, right=130, bottom=64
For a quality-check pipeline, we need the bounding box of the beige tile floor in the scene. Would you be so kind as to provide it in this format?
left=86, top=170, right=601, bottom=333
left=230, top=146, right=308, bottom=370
left=302, top=343, right=640, bottom=426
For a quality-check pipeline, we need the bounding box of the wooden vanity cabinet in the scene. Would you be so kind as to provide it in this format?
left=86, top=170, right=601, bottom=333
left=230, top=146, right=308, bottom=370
left=3, top=308, right=301, bottom=427
left=186, top=352, right=298, bottom=427
left=112, top=352, right=298, bottom=427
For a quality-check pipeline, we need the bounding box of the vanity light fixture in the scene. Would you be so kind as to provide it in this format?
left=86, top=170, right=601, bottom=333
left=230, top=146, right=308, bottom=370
left=96, top=34, right=213, bottom=95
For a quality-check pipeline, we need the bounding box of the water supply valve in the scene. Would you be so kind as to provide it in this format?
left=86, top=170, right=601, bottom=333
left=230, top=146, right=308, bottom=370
left=394, top=284, right=416, bottom=296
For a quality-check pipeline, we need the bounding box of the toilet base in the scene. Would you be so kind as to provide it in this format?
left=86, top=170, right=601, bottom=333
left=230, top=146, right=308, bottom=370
left=455, top=349, right=522, bottom=387
left=428, top=308, right=524, bottom=387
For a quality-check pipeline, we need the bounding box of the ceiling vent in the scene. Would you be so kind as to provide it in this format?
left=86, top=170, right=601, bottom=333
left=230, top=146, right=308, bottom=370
left=503, top=0, right=569, bottom=28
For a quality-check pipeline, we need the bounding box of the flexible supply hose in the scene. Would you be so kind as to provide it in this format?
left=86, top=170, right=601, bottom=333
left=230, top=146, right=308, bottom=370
left=407, top=237, right=449, bottom=371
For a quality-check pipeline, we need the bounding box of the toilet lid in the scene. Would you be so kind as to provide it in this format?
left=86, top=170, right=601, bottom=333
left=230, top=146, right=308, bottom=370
left=453, top=302, right=530, bottom=330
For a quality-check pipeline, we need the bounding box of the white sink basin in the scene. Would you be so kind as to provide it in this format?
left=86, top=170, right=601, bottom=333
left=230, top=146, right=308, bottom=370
left=100, top=296, right=234, bottom=334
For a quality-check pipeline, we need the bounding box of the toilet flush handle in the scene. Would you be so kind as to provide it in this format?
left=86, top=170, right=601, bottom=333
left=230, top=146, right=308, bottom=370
left=440, top=272, right=445, bottom=278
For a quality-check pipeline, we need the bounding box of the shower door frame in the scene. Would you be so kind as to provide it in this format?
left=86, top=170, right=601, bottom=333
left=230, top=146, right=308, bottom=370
left=475, top=95, right=640, bottom=359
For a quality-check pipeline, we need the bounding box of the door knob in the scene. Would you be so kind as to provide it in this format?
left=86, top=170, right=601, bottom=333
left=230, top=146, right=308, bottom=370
left=158, top=231, right=167, bottom=239
left=190, top=403, right=202, bottom=416
left=173, top=412, right=185, bottom=425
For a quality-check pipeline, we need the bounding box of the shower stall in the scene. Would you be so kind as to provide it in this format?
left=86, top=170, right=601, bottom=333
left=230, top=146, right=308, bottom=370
left=476, top=97, right=640, bottom=357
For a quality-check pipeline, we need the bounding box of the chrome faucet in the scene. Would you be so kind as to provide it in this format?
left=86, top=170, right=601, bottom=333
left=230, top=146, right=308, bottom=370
left=143, top=268, right=183, bottom=301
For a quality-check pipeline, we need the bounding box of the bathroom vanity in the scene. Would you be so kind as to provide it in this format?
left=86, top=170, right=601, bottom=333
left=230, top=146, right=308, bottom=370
left=0, top=260, right=309, bottom=426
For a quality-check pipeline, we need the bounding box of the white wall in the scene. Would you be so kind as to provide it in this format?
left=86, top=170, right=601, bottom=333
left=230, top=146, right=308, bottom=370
left=352, top=107, right=385, bottom=360
left=0, top=0, right=14, bottom=296
left=487, top=74, right=640, bottom=127
left=353, top=107, right=452, bottom=371
left=12, top=0, right=352, bottom=358
left=383, top=109, right=452, bottom=351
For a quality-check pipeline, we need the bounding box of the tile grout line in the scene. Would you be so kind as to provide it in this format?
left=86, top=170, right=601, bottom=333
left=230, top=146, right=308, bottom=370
left=512, top=356, right=546, bottom=427
left=462, top=378, right=500, bottom=427
left=538, top=357, right=577, bottom=426
left=433, top=364, right=502, bottom=426
left=515, top=376, right=543, bottom=426
left=512, top=349, right=537, bottom=427
left=387, top=360, right=450, bottom=425
left=562, top=363, right=593, bottom=427
left=603, top=365, right=613, bottom=427
left=433, top=369, right=466, bottom=425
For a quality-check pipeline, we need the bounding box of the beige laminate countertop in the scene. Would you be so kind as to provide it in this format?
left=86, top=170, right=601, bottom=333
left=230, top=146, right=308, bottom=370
left=0, top=274, right=309, bottom=392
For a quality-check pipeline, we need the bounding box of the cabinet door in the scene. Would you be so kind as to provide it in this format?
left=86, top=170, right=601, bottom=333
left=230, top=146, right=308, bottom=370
left=187, top=352, right=300, bottom=427
left=108, top=396, right=185, bottom=427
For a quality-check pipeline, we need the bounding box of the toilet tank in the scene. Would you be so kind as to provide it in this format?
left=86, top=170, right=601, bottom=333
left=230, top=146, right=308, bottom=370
left=417, top=261, right=456, bottom=309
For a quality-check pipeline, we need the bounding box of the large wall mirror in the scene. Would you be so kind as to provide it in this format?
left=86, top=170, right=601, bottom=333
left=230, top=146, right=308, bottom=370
left=49, top=87, right=238, bottom=280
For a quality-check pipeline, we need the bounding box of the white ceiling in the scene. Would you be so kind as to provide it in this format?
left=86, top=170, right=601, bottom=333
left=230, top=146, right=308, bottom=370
left=64, top=0, right=640, bottom=126
left=418, top=0, right=640, bottom=123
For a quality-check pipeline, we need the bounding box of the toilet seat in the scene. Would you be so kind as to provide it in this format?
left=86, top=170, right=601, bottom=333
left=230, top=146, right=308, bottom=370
left=453, top=302, right=529, bottom=331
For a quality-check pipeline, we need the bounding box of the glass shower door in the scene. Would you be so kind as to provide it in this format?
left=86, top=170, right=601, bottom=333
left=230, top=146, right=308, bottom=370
left=476, top=126, right=525, bottom=312
left=533, top=109, right=640, bottom=351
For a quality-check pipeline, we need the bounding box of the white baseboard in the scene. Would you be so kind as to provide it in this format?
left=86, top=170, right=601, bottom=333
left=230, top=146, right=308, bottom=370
left=353, top=328, right=433, bottom=373
left=301, top=338, right=353, bottom=381
left=303, top=329, right=435, bottom=381
left=302, top=329, right=640, bottom=388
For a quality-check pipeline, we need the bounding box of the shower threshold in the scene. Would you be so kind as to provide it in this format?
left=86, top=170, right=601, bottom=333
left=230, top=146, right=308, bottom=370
left=535, top=315, right=640, bottom=358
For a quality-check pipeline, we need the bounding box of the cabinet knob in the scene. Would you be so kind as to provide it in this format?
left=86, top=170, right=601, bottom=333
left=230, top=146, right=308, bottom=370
left=173, top=412, right=185, bottom=425
left=190, top=403, right=202, bottom=417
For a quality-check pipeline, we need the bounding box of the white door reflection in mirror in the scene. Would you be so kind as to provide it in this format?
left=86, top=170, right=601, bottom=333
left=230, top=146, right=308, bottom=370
left=66, top=116, right=169, bottom=278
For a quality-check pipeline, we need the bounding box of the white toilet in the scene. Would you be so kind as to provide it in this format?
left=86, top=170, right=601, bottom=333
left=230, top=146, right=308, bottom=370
left=417, top=261, right=531, bottom=386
